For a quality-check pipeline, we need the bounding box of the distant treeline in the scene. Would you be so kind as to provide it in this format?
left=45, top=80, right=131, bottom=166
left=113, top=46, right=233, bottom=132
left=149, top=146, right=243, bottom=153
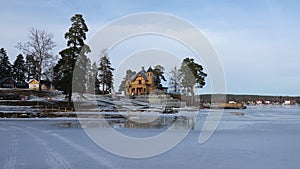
left=198, top=94, right=300, bottom=104
left=170, top=94, right=300, bottom=105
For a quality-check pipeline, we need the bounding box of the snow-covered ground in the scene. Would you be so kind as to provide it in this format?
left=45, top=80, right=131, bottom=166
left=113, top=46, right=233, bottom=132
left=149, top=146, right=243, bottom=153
left=1, top=106, right=300, bottom=169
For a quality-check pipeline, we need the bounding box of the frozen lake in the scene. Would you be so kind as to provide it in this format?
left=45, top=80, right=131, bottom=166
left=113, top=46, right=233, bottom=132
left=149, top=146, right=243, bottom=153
left=1, top=105, right=300, bottom=169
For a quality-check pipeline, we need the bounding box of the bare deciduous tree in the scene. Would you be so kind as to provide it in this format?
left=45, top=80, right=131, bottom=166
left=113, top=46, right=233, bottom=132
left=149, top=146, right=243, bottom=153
left=16, top=28, right=56, bottom=90
left=169, top=66, right=182, bottom=94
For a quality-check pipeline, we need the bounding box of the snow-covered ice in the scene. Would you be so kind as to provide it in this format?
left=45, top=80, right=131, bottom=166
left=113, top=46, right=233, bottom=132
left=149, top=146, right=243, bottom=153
left=1, top=106, right=300, bottom=169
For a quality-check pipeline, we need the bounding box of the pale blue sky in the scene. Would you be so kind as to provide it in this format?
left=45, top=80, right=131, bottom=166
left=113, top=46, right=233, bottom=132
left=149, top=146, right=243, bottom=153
left=1, top=0, right=300, bottom=95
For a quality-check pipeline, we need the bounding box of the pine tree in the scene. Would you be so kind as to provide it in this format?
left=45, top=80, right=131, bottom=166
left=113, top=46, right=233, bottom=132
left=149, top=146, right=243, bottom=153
left=153, top=65, right=166, bottom=85
left=86, top=61, right=98, bottom=93
left=42, top=54, right=59, bottom=81
left=53, top=14, right=90, bottom=104
left=118, top=69, right=136, bottom=92
left=25, top=55, right=38, bottom=81
left=169, top=66, right=182, bottom=94
left=180, top=57, right=207, bottom=95
left=97, top=49, right=114, bottom=95
left=12, top=54, right=26, bottom=82
left=0, top=48, right=12, bottom=78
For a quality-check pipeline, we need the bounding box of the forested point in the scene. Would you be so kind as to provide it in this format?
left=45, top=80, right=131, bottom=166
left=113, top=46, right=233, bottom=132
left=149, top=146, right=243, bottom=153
left=0, top=13, right=209, bottom=104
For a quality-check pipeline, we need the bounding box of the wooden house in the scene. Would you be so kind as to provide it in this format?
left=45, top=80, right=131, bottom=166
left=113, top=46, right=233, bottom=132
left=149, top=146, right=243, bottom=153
left=28, top=79, right=39, bottom=90
left=0, top=77, right=15, bottom=88
left=28, top=79, right=54, bottom=90
left=125, top=66, right=167, bottom=96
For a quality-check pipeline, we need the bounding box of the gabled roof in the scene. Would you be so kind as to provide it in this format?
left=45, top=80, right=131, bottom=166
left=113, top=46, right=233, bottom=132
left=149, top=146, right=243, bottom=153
left=147, top=66, right=153, bottom=72
left=28, top=79, right=39, bottom=84
left=0, top=77, right=15, bottom=84
left=130, top=69, right=148, bottom=82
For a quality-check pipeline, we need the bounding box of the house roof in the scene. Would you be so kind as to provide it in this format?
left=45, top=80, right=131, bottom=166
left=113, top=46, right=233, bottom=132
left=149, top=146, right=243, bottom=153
left=129, top=66, right=161, bottom=83
left=147, top=66, right=153, bottom=72
left=130, top=69, right=148, bottom=82
left=0, top=77, right=15, bottom=84
left=28, top=79, right=39, bottom=84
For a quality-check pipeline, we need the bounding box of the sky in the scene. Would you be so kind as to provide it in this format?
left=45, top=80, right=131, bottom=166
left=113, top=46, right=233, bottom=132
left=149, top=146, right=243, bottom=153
left=1, top=0, right=300, bottom=96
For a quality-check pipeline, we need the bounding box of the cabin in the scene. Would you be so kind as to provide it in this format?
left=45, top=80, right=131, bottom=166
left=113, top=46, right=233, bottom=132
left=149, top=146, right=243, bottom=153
left=28, top=79, right=54, bottom=90
left=125, top=66, right=167, bottom=96
left=0, top=77, right=15, bottom=88
left=28, top=79, right=39, bottom=90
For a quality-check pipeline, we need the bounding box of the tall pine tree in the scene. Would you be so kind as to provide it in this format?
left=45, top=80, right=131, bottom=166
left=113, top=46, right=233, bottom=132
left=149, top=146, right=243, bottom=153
left=97, top=49, right=114, bottom=95
left=0, top=48, right=12, bottom=78
left=180, top=57, right=207, bottom=95
left=12, top=54, right=26, bottom=82
left=53, top=14, right=90, bottom=104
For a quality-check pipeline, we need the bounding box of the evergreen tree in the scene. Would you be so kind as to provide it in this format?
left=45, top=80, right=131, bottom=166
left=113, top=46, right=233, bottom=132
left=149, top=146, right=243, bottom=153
left=86, top=61, right=98, bottom=93
left=153, top=65, right=166, bottom=86
left=25, top=55, right=38, bottom=81
left=73, top=49, right=90, bottom=94
left=97, top=49, right=114, bottom=95
left=12, top=54, right=26, bottom=82
left=153, top=65, right=167, bottom=88
left=16, top=28, right=56, bottom=90
left=53, top=14, right=90, bottom=104
left=180, top=57, right=207, bottom=95
left=42, top=54, right=59, bottom=81
left=169, top=66, right=182, bottom=94
left=118, top=69, right=136, bottom=92
left=0, top=48, right=12, bottom=78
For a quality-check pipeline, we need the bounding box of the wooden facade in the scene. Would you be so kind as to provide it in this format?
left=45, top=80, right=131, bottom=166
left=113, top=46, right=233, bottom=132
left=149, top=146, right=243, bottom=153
left=28, top=79, right=39, bottom=90
left=28, top=79, right=53, bottom=90
left=125, top=66, right=167, bottom=96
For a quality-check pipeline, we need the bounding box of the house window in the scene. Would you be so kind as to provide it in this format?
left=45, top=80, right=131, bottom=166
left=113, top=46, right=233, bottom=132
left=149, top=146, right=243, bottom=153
left=144, top=88, right=146, bottom=92
left=139, top=80, right=141, bottom=84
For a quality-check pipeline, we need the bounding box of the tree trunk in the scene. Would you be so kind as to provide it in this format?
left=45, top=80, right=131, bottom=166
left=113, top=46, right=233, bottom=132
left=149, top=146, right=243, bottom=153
left=102, top=84, right=105, bottom=95
left=38, top=79, right=42, bottom=91
left=191, top=86, right=195, bottom=105
left=38, top=62, right=42, bottom=91
left=68, top=91, right=72, bottom=107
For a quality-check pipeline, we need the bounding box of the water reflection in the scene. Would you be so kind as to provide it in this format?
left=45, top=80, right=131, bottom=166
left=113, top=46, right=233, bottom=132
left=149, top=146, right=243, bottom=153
left=55, top=106, right=300, bottom=132
left=57, top=115, right=196, bottom=130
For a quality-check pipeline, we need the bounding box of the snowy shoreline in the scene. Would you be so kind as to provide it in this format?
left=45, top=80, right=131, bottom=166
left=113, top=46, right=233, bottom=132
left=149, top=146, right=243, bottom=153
left=1, top=108, right=300, bottom=169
